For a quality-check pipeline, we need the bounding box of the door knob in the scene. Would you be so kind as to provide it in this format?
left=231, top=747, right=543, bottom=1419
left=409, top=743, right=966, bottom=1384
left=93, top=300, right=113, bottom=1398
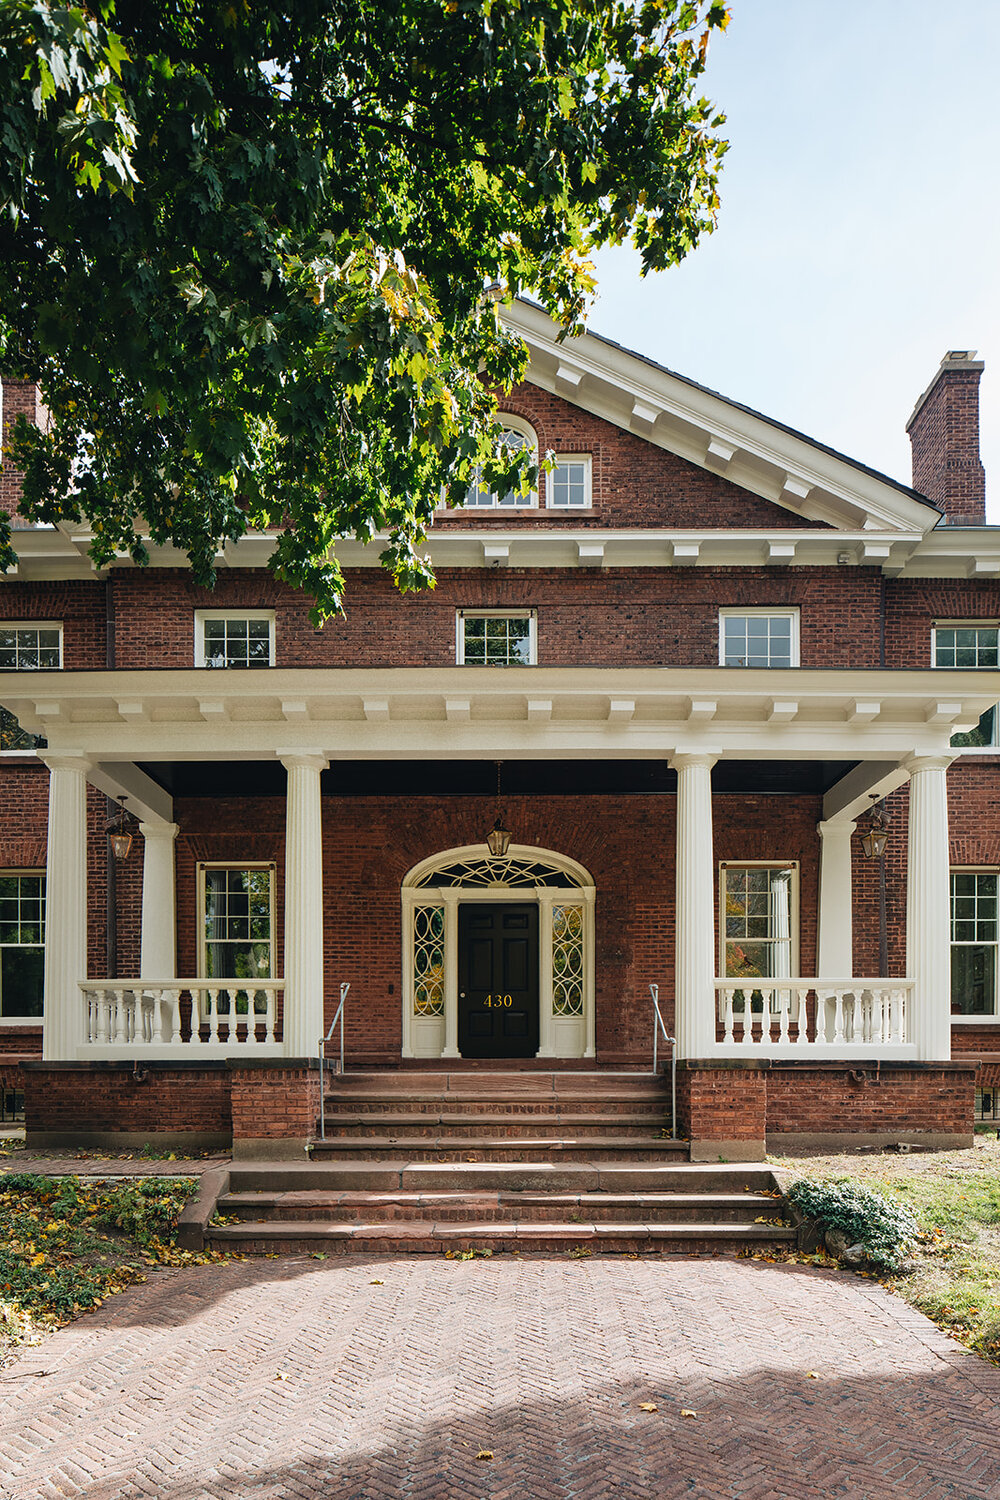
left=460, top=991, right=466, bottom=997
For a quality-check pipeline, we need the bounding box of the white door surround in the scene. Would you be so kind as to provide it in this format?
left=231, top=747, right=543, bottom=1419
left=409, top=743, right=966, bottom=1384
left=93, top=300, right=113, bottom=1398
left=401, top=845, right=596, bottom=1060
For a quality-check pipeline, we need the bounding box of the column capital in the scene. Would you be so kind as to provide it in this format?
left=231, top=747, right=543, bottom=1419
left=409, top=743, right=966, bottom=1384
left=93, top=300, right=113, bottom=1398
left=39, top=752, right=91, bottom=774
left=904, top=753, right=957, bottom=776
left=817, top=819, right=857, bottom=838
left=279, top=751, right=329, bottom=773
left=670, top=750, right=720, bottom=773
left=138, top=820, right=179, bottom=841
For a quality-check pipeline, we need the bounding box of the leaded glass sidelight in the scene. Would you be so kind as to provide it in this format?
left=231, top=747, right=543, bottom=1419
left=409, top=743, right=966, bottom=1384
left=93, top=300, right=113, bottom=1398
left=551, top=903, right=584, bottom=1016
left=413, top=905, right=445, bottom=1015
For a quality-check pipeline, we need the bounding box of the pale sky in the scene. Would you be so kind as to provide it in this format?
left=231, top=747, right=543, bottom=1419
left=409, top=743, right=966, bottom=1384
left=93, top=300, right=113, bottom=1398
left=591, top=1, right=1000, bottom=520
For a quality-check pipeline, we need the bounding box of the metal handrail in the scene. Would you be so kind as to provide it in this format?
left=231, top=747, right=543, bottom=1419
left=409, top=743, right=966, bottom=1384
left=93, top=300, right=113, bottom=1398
left=649, top=984, right=677, bottom=1143
left=318, top=982, right=350, bottom=1142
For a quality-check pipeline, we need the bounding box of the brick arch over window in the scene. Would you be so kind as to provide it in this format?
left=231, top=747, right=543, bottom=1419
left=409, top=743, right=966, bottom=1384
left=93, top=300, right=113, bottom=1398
left=401, top=843, right=596, bottom=1061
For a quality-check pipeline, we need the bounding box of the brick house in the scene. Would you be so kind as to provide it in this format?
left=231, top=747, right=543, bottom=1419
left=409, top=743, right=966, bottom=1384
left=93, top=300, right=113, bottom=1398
left=0, top=301, right=997, bottom=1160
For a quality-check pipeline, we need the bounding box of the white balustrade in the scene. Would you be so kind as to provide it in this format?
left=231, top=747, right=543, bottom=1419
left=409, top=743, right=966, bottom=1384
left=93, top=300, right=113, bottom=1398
left=713, top=978, right=913, bottom=1055
left=79, top=980, right=285, bottom=1056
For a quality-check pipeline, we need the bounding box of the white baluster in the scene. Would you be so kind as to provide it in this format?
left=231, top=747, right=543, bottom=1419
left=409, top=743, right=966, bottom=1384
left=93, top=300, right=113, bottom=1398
left=832, top=989, right=845, bottom=1045
left=170, top=988, right=183, bottom=1045
left=112, top=988, right=128, bottom=1045
left=722, top=987, right=735, bottom=1045
left=777, top=988, right=791, bottom=1044
left=798, top=986, right=811, bottom=1045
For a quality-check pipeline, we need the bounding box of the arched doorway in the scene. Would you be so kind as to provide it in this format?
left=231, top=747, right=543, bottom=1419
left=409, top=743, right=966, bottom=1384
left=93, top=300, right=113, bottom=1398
left=401, top=845, right=596, bottom=1060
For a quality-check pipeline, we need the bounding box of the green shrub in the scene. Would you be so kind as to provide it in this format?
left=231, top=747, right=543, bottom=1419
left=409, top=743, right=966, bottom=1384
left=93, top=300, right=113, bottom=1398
left=786, top=1177, right=918, bottom=1270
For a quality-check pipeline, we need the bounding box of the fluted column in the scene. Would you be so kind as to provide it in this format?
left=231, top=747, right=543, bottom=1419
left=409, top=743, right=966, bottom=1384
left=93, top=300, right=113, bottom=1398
left=280, top=753, right=328, bottom=1056
left=139, top=821, right=179, bottom=977
left=816, top=820, right=856, bottom=977
left=672, top=753, right=718, bottom=1058
left=42, top=755, right=91, bottom=1060
left=905, top=755, right=954, bottom=1060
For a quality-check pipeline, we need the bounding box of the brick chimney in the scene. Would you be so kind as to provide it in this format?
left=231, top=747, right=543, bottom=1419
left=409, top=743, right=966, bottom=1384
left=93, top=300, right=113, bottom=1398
left=0, top=378, right=47, bottom=523
left=906, top=350, right=986, bottom=525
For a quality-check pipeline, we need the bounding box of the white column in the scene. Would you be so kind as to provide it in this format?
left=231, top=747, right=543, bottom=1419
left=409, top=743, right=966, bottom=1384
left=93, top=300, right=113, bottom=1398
left=817, top=820, right=856, bottom=977
left=42, top=755, right=91, bottom=1060
left=905, top=755, right=954, bottom=1060
left=280, top=753, right=328, bottom=1057
left=139, top=822, right=179, bottom=976
left=672, top=752, right=718, bottom=1058
left=441, top=889, right=460, bottom=1058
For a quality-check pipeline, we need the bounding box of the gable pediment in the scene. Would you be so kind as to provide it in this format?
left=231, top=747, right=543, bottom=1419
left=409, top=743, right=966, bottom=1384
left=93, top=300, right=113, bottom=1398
left=506, top=300, right=940, bottom=537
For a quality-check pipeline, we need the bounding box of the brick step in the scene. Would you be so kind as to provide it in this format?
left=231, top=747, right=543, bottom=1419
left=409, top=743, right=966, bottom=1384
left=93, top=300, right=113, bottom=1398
left=229, top=1162, right=770, bottom=1195
left=321, top=1098, right=669, bottom=1117
left=218, top=1189, right=782, bottom=1226
left=325, top=1071, right=667, bottom=1101
left=316, top=1113, right=670, bottom=1139
left=207, top=1218, right=796, bottom=1257
left=307, top=1135, right=688, bottom=1163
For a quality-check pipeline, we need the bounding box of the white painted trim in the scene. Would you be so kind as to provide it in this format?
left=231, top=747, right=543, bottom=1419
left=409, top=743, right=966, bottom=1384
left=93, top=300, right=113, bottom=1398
left=197, top=861, right=278, bottom=983
left=455, top=608, right=538, bottom=666
left=718, top=861, right=800, bottom=1010
left=719, top=607, right=800, bottom=668
left=546, top=454, right=593, bottom=511
left=0, top=621, right=63, bottom=669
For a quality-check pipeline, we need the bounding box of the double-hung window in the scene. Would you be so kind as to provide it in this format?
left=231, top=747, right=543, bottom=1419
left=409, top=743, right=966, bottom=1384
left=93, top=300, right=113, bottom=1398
left=951, top=870, right=998, bottom=1017
left=457, top=610, right=536, bottom=666
left=0, top=873, right=45, bottom=1020
left=719, top=609, right=799, bottom=668
left=719, top=861, right=797, bottom=1012
left=932, top=623, right=999, bottom=748
left=0, top=623, right=60, bottom=754
left=195, top=611, right=275, bottom=668
left=200, top=865, right=274, bottom=981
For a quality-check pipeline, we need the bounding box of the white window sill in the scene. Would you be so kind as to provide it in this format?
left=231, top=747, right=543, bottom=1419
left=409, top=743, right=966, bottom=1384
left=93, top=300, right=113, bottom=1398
left=952, top=1015, right=1000, bottom=1024
left=0, top=1016, right=43, bottom=1027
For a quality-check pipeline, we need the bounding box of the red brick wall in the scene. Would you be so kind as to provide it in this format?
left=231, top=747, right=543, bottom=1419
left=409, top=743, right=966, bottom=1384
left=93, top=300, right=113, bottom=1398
left=0, top=379, right=45, bottom=523
left=906, top=361, right=986, bottom=526
left=885, top=577, right=1000, bottom=667
left=24, top=1063, right=232, bottom=1136
left=765, top=1064, right=974, bottom=1137
left=676, top=1062, right=767, bottom=1142
left=230, top=1063, right=316, bottom=1139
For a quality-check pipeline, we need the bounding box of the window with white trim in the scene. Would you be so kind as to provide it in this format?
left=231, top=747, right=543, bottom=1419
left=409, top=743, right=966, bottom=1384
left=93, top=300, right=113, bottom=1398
left=0, top=622, right=59, bottom=755
left=457, top=610, right=536, bottom=666
left=951, top=870, right=997, bottom=1016
left=547, top=456, right=591, bottom=509
left=932, top=623, right=999, bottom=748
left=720, top=861, right=797, bottom=1013
left=720, top=609, right=799, bottom=668
left=195, top=611, right=275, bottom=668
left=200, top=865, right=274, bottom=981
left=0, top=873, right=45, bottom=1019
left=461, top=416, right=537, bottom=509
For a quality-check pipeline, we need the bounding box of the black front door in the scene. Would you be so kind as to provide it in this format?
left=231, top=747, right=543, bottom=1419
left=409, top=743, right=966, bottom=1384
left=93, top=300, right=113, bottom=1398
left=458, top=903, right=539, bottom=1058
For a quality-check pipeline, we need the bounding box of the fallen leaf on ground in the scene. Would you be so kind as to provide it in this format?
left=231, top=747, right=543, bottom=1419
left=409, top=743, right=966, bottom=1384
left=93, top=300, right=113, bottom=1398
left=638, top=1402, right=658, bottom=1412
left=476, top=1449, right=493, bottom=1461
left=680, top=1409, right=698, bottom=1419
left=275, top=1371, right=290, bottom=1381
left=370, top=1279, right=384, bottom=1285
left=805, top=1371, right=820, bottom=1380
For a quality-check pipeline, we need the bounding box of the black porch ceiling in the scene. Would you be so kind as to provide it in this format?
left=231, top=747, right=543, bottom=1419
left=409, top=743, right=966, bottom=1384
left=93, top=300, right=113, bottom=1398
left=137, top=759, right=858, bottom=799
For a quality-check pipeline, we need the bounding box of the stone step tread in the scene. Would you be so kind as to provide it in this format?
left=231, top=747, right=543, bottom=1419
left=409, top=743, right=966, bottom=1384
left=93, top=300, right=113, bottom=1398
left=221, top=1189, right=778, bottom=1210
left=320, top=1112, right=667, bottom=1125
left=209, top=1219, right=797, bottom=1243
left=230, top=1162, right=773, bottom=1192
left=310, top=1135, right=684, bottom=1152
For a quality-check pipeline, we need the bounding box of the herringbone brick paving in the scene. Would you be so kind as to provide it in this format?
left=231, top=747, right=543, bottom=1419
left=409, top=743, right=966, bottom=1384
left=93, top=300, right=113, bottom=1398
left=1, top=1256, right=999, bottom=1499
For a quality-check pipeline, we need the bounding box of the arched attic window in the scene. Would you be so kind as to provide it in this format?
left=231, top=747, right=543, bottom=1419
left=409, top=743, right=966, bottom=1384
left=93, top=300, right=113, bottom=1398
left=463, top=414, right=538, bottom=509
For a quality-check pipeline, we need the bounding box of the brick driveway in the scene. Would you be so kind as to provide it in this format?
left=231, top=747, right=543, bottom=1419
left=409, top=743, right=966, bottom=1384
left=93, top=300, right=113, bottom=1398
left=2, top=1256, right=999, bottom=1499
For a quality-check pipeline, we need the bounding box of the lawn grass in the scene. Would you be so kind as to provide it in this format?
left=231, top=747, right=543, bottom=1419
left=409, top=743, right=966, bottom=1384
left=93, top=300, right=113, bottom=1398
left=770, top=1134, right=1000, bottom=1365
left=0, top=1174, right=225, bottom=1362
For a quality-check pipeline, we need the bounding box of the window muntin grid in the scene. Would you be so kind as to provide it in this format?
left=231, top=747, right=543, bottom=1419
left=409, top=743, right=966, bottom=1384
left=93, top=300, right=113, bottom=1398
left=0, top=625, right=61, bottom=671
left=459, top=611, right=535, bottom=666
left=933, top=625, right=1000, bottom=748
left=463, top=423, right=536, bottom=508
left=201, top=866, right=274, bottom=982
left=934, top=625, right=999, bottom=669
left=199, top=614, right=273, bottom=668
left=720, top=611, right=797, bottom=668
left=951, top=871, right=998, bottom=1016
left=551, top=903, right=584, bottom=1016
left=548, top=458, right=590, bottom=509
left=0, top=873, right=45, bottom=1018
left=412, top=906, right=445, bottom=1016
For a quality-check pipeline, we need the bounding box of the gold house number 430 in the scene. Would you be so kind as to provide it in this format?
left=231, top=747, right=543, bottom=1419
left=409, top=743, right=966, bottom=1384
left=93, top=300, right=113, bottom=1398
left=483, top=994, right=513, bottom=1008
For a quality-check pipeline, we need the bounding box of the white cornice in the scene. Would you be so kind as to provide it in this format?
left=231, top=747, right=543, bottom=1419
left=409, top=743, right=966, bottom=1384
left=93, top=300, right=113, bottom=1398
left=501, top=300, right=940, bottom=536
left=2, top=666, right=994, bottom=763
